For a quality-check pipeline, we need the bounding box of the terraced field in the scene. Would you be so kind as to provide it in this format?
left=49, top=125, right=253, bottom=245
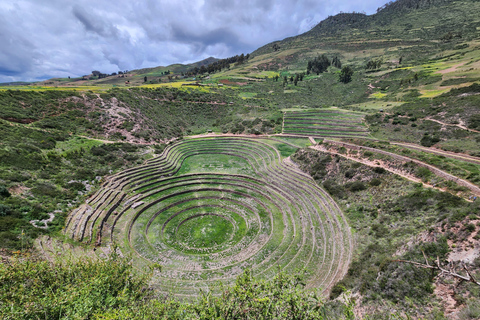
left=282, top=109, right=369, bottom=138
left=64, top=137, right=352, bottom=297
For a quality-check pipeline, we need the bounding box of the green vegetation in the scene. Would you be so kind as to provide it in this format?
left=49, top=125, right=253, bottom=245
left=0, top=120, right=153, bottom=249
left=292, top=148, right=480, bottom=317
left=0, top=255, right=358, bottom=320
left=343, top=138, right=480, bottom=186
left=366, top=83, right=480, bottom=155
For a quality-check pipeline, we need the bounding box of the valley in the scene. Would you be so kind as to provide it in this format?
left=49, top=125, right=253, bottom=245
left=1, top=0, right=480, bottom=318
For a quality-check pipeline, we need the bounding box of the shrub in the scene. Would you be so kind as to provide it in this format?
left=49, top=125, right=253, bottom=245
left=67, top=181, right=86, bottom=192
left=420, top=134, right=440, bottom=147
left=465, top=224, right=476, bottom=233
left=347, top=181, right=367, bottom=192
left=345, top=169, right=355, bottom=179
left=0, top=204, right=11, bottom=216
left=373, top=166, right=386, bottom=174
left=415, top=167, right=432, bottom=181
left=323, top=180, right=346, bottom=199
left=0, top=185, right=10, bottom=198
left=0, top=256, right=351, bottom=320
left=370, top=178, right=382, bottom=186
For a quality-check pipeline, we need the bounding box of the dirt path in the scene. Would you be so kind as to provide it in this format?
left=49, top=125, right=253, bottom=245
left=324, top=139, right=480, bottom=196
left=436, top=62, right=466, bottom=75
left=314, top=140, right=480, bottom=199
left=310, top=144, right=456, bottom=195
left=391, top=142, right=480, bottom=165
left=188, top=133, right=268, bottom=139
left=383, top=112, right=479, bottom=133
left=424, top=117, right=480, bottom=133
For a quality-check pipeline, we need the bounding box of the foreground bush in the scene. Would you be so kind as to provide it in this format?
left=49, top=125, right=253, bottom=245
left=0, top=254, right=354, bottom=320
left=0, top=254, right=147, bottom=319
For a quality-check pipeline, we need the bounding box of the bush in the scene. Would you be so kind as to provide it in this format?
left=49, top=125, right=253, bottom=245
left=345, top=169, right=355, bottom=179
left=0, top=255, right=148, bottom=319
left=0, top=256, right=352, bottom=320
left=0, top=204, right=11, bottom=216
left=375, top=239, right=449, bottom=303
left=339, top=66, right=354, bottom=83
left=415, top=167, right=432, bottom=181
left=67, top=181, right=86, bottom=192
left=0, top=185, right=10, bottom=198
left=373, top=167, right=386, bottom=174
left=323, top=180, right=346, bottom=199
left=370, top=178, right=382, bottom=186
left=465, top=224, right=476, bottom=233
left=420, top=134, right=440, bottom=147
left=347, top=181, right=367, bottom=192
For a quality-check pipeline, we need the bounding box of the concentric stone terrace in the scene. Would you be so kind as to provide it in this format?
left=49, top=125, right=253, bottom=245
left=65, top=137, right=352, bottom=296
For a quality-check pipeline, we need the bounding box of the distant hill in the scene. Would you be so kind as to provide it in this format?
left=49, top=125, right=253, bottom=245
left=131, top=56, right=219, bottom=76
left=251, top=0, right=479, bottom=58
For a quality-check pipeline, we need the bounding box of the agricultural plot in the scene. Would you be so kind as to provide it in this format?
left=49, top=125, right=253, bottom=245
left=282, top=109, right=369, bottom=138
left=64, top=137, right=352, bottom=297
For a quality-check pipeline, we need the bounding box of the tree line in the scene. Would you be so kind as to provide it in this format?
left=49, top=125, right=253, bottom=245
left=187, top=53, right=250, bottom=76
left=306, top=54, right=353, bottom=83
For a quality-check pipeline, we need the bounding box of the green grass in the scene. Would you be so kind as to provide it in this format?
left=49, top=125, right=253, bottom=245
left=177, top=153, right=255, bottom=175
left=271, top=137, right=312, bottom=148
left=274, top=143, right=298, bottom=157
left=55, top=136, right=104, bottom=155
left=167, top=213, right=237, bottom=250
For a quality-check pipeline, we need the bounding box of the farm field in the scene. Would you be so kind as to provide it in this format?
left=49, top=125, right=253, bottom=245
left=282, top=109, right=370, bottom=138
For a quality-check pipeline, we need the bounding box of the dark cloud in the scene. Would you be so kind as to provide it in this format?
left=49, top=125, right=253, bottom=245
left=0, top=0, right=387, bottom=83
left=73, top=5, right=120, bottom=39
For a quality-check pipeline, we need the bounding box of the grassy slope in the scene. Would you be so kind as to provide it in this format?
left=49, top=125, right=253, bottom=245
left=292, top=148, right=480, bottom=318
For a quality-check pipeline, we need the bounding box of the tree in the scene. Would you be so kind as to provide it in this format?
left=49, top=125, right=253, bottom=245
left=307, top=54, right=331, bottom=75
left=366, top=58, right=383, bottom=70
left=332, top=56, right=342, bottom=68
left=339, top=66, right=354, bottom=83
left=144, top=76, right=147, bottom=82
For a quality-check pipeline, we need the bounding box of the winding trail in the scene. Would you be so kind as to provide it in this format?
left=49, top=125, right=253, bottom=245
left=311, top=139, right=480, bottom=198
left=423, top=117, right=480, bottom=134
left=391, top=142, right=480, bottom=165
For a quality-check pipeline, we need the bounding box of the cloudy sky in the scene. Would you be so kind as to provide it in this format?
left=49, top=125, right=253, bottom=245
left=0, top=0, right=388, bottom=83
